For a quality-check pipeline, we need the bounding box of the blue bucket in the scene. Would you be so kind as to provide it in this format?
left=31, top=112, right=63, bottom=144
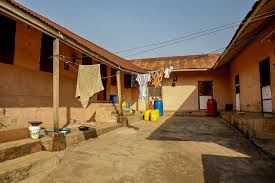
left=110, top=95, right=117, bottom=104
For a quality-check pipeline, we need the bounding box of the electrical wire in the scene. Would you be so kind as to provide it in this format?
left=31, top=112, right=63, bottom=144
left=124, top=24, right=237, bottom=58
left=58, top=56, right=118, bottom=80
left=148, top=29, right=275, bottom=71
left=116, top=11, right=275, bottom=58
left=55, top=28, right=274, bottom=75
left=116, top=9, right=275, bottom=54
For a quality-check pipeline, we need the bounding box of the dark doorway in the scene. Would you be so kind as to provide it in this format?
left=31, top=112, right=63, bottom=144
left=40, top=33, right=54, bottom=73
left=97, top=64, right=107, bottom=101
left=259, top=58, right=272, bottom=112
left=82, top=55, right=93, bottom=65
left=111, top=68, right=117, bottom=86
left=0, top=14, right=16, bottom=64
left=235, top=75, right=240, bottom=111
left=198, top=81, right=213, bottom=110
left=124, top=73, right=132, bottom=88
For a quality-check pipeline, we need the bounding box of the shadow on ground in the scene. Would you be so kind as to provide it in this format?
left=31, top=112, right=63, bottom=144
left=147, top=116, right=275, bottom=182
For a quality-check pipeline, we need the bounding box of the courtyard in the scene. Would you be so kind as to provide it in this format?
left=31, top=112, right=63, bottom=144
left=32, top=116, right=275, bottom=183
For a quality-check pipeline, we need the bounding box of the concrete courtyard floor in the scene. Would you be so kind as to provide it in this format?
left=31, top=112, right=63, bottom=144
left=39, top=116, right=275, bottom=183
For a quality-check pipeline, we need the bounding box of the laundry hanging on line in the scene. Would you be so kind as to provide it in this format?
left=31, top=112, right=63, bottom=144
left=164, top=65, right=174, bottom=78
left=136, top=73, right=151, bottom=100
left=75, top=64, right=104, bottom=108
left=149, top=68, right=164, bottom=88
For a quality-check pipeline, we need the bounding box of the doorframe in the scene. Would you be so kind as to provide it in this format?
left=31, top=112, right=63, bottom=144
left=259, top=57, right=272, bottom=113
left=235, top=74, right=241, bottom=111
left=198, top=81, right=213, bottom=110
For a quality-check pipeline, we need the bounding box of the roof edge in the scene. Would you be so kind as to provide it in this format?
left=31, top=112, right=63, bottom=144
left=2, top=0, right=147, bottom=74
left=214, top=0, right=269, bottom=69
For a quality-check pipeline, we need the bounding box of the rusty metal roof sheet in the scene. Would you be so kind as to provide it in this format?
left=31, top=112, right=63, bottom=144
left=7, top=0, right=146, bottom=73
left=214, top=0, right=275, bottom=68
left=131, top=54, right=220, bottom=71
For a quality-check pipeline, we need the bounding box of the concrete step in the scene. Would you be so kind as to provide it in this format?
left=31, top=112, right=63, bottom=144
left=0, top=127, right=29, bottom=144
left=0, top=138, right=42, bottom=162
left=65, top=123, right=121, bottom=147
left=0, top=151, right=60, bottom=183
left=126, top=113, right=143, bottom=123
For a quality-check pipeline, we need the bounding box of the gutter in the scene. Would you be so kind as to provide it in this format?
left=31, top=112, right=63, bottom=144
left=172, top=68, right=209, bottom=72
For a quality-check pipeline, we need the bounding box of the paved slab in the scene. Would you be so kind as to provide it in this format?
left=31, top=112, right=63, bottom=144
left=38, top=116, right=275, bottom=183
left=0, top=151, right=60, bottom=183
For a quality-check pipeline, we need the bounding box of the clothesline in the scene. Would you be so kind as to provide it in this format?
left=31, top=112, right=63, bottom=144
left=56, top=55, right=118, bottom=80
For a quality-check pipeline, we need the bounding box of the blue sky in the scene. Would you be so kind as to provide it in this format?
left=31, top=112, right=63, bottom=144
left=17, top=0, right=256, bottom=59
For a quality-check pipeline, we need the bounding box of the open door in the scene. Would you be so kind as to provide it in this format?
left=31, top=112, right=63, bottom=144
left=198, top=81, right=213, bottom=110
left=235, top=75, right=240, bottom=111
left=259, top=58, right=272, bottom=113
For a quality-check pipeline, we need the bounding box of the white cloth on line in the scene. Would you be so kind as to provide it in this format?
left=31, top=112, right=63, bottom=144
left=164, top=65, right=173, bottom=78
left=75, top=64, right=104, bottom=108
left=136, top=73, right=151, bottom=100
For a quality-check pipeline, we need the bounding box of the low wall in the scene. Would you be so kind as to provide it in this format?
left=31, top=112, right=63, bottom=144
left=220, top=111, right=275, bottom=140
left=1, top=103, right=118, bottom=128
left=0, top=61, right=131, bottom=128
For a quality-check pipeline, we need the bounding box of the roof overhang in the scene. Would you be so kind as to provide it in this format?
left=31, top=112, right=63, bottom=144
left=172, top=68, right=209, bottom=72
left=0, top=0, right=146, bottom=74
left=214, top=0, right=275, bottom=68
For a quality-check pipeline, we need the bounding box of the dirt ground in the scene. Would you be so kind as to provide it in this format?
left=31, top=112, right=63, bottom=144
left=39, top=116, right=275, bottom=183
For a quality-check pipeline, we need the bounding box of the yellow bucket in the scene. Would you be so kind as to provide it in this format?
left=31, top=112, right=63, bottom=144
left=144, top=110, right=152, bottom=121
left=150, top=110, right=159, bottom=121
left=122, top=101, right=127, bottom=109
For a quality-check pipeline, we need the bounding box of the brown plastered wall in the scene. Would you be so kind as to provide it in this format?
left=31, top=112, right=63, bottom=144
left=0, top=19, right=137, bottom=128
left=229, top=18, right=275, bottom=112
left=108, top=71, right=139, bottom=111
left=162, top=66, right=231, bottom=112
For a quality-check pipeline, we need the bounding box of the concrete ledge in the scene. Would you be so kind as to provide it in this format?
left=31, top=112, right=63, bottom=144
left=0, top=117, right=17, bottom=127
left=220, top=111, right=275, bottom=140
left=0, top=139, right=42, bottom=162
left=0, top=122, right=124, bottom=160
left=64, top=123, right=121, bottom=147
left=0, top=127, right=29, bottom=143
left=40, top=123, right=122, bottom=151
left=0, top=151, right=60, bottom=183
left=126, top=113, right=143, bottom=123
left=164, top=111, right=208, bottom=117
left=251, top=139, right=275, bottom=160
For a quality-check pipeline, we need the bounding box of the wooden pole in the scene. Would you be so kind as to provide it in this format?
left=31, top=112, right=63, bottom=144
left=146, top=86, right=149, bottom=110
left=116, top=70, right=122, bottom=115
left=53, top=38, right=60, bottom=132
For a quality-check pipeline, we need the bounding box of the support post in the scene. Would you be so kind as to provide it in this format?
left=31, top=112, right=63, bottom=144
left=116, top=70, right=122, bottom=115
left=146, top=86, right=149, bottom=110
left=53, top=38, right=60, bottom=132
left=272, top=32, right=275, bottom=113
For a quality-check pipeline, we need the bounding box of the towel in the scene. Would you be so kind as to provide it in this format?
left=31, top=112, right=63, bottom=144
left=136, top=73, right=151, bottom=100
left=75, top=64, right=104, bottom=108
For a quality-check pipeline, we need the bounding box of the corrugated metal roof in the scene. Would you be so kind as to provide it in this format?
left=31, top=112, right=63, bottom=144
left=214, top=0, right=275, bottom=68
left=131, top=54, right=220, bottom=71
left=7, top=0, right=147, bottom=73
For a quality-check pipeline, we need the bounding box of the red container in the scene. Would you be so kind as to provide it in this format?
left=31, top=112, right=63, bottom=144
left=207, top=99, right=218, bottom=117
